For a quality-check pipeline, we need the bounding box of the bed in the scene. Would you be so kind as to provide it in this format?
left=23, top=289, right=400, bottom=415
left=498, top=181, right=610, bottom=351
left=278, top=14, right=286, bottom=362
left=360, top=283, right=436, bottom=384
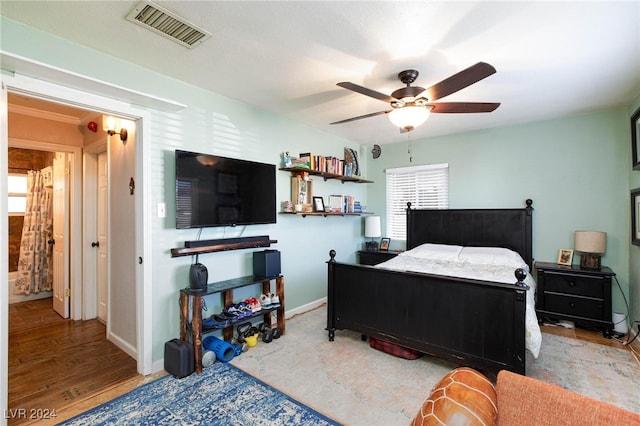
left=326, top=199, right=539, bottom=376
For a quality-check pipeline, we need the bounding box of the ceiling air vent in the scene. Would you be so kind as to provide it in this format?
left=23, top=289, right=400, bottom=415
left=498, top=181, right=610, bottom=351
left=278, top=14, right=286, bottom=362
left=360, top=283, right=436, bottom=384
left=126, top=0, right=212, bottom=49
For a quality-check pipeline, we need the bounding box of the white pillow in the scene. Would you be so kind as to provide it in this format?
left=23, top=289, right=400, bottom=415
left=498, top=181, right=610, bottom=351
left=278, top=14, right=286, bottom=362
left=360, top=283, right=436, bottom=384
left=403, top=243, right=463, bottom=261
left=459, top=246, right=528, bottom=271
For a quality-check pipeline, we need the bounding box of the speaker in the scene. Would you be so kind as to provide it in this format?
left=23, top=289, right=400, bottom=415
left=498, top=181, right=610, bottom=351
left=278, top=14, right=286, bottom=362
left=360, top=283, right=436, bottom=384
left=164, top=339, right=194, bottom=378
left=189, top=263, right=208, bottom=291
left=253, top=250, right=281, bottom=278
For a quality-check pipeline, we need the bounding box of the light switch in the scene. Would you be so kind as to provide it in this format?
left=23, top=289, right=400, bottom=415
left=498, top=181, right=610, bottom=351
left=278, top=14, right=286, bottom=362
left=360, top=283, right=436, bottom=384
left=157, top=203, right=166, bottom=218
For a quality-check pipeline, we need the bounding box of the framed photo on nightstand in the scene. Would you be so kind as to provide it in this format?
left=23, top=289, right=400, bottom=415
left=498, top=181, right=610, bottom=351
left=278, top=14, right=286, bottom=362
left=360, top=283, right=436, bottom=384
left=380, top=238, right=390, bottom=251
left=557, top=249, right=573, bottom=266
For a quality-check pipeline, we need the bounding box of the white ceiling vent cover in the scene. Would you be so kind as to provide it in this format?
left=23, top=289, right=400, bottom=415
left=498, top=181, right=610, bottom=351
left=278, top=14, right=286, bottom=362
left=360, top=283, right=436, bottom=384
left=126, top=1, right=212, bottom=49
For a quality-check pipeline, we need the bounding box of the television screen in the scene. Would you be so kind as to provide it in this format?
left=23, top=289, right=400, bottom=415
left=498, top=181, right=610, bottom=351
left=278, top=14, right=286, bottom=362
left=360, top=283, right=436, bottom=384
left=175, top=150, right=276, bottom=229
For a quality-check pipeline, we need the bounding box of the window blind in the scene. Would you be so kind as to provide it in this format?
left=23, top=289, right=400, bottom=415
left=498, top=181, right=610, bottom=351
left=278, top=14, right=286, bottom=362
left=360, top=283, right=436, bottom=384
left=385, top=163, right=449, bottom=240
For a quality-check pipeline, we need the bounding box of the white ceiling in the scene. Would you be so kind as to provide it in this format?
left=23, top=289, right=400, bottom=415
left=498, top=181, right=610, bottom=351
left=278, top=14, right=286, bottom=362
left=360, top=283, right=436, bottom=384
left=2, top=1, right=639, bottom=145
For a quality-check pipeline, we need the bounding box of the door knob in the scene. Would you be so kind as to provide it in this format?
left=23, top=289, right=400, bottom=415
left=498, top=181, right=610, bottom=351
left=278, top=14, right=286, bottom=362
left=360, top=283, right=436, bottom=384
left=47, top=239, right=55, bottom=245
left=91, top=241, right=100, bottom=247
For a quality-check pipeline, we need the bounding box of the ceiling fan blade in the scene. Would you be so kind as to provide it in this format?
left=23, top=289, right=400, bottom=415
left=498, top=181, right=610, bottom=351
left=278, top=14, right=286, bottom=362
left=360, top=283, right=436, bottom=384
left=426, top=102, right=500, bottom=113
left=337, top=82, right=397, bottom=103
left=425, top=62, right=497, bottom=101
left=330, top=110, right=391, bottom=125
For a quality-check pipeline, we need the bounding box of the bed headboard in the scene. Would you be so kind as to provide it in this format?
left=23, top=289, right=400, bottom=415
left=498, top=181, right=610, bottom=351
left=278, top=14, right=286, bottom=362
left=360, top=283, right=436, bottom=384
left=406, top=199, right=534, bottom=268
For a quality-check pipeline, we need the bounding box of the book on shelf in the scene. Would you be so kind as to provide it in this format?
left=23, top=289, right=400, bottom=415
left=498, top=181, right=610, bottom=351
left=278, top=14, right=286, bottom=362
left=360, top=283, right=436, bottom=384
left=291, top=157, right=309, bottom=168
left=298, top=152, right=313, bottom=170
left=323, top=195, right=362, bottom=213
left=298, top=152, right=347, bottom=176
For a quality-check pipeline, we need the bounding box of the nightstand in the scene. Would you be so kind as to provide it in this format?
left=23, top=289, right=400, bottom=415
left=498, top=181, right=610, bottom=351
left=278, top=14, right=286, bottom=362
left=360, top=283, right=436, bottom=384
left=357, top=250, right=400, bottom=266
left=535, top=261, right=614, bottom=337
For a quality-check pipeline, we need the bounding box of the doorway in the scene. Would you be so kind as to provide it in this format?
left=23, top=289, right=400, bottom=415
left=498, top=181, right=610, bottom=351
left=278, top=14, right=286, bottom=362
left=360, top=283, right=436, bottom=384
left=7, top=145, right=70, bottom=316
left=1, top=65, right=155, bottom=418
left=5, top=96, right=135, bottom=411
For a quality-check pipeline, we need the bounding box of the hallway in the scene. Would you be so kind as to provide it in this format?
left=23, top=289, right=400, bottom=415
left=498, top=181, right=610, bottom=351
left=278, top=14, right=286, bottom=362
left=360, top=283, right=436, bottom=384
left=8, top=298, right=138, bottom=425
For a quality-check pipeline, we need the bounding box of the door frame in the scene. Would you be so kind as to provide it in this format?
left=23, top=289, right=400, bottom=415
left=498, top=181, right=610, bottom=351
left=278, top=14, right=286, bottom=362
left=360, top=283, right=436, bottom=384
left=1, top=71, right=154, bottom=416
left=8, top=140, right=79, bottom=316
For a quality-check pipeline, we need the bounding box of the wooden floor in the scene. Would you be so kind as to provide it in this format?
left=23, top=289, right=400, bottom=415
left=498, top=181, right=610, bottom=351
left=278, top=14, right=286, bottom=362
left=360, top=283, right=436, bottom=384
left=8, top=298, right=140, bottom=426
left=540, top=322, right=630, bottom=349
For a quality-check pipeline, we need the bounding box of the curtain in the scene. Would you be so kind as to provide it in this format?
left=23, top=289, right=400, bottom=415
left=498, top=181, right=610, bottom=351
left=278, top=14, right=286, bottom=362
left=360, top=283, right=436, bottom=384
left=14, top=170, right=54, bottom=295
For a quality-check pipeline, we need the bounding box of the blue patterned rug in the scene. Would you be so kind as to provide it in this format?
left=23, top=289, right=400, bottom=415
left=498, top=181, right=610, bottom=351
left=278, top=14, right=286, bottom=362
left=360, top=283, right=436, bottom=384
left=58, top=362, right=341, bottom=425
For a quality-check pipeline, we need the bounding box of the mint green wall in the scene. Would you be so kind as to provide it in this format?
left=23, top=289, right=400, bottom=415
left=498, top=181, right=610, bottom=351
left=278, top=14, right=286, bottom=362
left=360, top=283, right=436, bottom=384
left=1, top=17, right=368, bottom=363
left=365, top=109, right=633, bottom=318
left=2, top=16, right=637, bottom=363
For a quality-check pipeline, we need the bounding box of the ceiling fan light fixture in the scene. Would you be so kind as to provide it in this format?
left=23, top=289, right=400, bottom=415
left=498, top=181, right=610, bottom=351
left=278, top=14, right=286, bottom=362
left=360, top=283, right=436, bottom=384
left=388, top=105, right=430, bottom=130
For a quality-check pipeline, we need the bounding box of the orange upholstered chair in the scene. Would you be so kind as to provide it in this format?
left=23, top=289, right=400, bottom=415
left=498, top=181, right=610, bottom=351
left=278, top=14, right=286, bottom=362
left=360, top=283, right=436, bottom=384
left=496, top=369, right=640, bottom=426
left=413, top=367, right=640, bottom=426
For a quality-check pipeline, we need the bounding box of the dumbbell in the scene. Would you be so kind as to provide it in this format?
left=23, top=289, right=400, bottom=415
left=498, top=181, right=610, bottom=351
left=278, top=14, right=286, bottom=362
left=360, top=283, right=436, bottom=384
left=258, top=322, right=282, bottom=343
left=257, top=322, right=273, bottom=343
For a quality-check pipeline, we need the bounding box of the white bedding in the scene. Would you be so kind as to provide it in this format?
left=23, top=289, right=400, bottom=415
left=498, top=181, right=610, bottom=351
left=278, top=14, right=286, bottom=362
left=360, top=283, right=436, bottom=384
left=376, top=244, right=542, bottom=358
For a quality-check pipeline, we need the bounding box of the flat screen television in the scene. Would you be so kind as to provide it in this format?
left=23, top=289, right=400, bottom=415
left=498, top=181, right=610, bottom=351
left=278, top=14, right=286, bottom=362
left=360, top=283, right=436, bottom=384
left=175, top=149, right=276, bottom=229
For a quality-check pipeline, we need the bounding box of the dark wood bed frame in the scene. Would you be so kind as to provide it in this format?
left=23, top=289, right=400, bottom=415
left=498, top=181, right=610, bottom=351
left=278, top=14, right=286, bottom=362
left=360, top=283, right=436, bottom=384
left=326, top=199, right=534, bottom=376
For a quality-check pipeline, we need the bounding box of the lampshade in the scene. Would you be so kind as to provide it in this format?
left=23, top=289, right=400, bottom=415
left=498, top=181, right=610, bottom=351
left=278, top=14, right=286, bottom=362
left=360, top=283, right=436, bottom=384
left=574, top=231, right=607, bottom=254
left=388, top=106, right=430, bottom=130
left=365, top=216, right=381, bottom=238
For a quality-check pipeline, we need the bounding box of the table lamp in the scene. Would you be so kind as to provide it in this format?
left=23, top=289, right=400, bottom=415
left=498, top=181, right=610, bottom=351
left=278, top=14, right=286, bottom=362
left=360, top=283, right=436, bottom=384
left=365, top=216, right=381, bottom=251
left=574, top=230, right=606, bottom=270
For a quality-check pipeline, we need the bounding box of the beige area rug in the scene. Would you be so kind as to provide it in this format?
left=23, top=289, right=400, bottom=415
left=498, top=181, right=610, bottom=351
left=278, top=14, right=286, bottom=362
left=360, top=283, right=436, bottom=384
left=231, top=305, right=639, bottom=425
left=527, top=332, right=640, bottom=413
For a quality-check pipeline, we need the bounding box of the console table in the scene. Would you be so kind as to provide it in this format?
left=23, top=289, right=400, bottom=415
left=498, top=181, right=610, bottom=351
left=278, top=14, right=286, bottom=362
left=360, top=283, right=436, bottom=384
left=179, top=275, right=285, bottom=373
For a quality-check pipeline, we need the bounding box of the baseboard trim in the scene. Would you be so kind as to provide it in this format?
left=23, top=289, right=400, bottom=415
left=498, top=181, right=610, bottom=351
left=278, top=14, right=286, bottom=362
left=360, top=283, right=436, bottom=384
left=284, top=297, right=327, bottom=319
left=109, top=331, right=138, bottom=361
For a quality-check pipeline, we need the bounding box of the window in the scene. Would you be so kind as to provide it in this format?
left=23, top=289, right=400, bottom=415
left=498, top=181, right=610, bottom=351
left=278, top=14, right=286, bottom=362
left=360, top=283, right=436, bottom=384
left=8, top=174, right=28, bottom=215
left=385, top=163, right=449, bottom=240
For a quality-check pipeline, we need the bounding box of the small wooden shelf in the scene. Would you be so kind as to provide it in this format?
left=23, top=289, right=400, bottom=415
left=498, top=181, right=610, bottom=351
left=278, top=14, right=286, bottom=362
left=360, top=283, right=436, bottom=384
left=171, top=239, right=277, bottom=258
left=201, top=305, right=281, bottom=334
left=179, top=274, right=285, bottom=374
left=279, top=167, right=373, bottom=184
left=279, top=211, right=371, bottom=217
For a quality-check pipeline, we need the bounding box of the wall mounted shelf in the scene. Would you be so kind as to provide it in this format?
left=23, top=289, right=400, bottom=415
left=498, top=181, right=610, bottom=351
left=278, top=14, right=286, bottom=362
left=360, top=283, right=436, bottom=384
left=280, top=212, right=371, bottom=218
left=279, top=167, right=373, bottom=184
left=171, top=238, right=277, bottom=258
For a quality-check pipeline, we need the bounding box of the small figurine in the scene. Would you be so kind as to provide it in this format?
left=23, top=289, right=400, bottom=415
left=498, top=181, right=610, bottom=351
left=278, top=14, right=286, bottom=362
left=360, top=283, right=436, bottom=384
left=283, top=151, right=292, bottom=168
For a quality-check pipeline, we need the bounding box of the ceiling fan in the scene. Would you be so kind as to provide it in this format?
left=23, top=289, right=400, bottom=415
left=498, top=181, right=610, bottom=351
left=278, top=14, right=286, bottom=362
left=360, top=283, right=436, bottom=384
left=331, top=62, right=500, bottom=132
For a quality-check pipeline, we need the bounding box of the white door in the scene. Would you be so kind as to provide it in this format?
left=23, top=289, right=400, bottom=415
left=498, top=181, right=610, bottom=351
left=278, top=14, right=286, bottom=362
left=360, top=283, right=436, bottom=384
left=52, top=152, right=69, bottom=318
left=97, top=152, right=108, bottom=322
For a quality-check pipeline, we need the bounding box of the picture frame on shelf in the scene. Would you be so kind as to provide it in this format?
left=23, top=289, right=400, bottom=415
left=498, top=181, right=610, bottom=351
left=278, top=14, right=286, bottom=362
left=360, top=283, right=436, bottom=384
left=313, top=196, right=325, bottom=212
left=632, top=106, right=640, bottom=170
left=557, top=249, right=573, bottom=266
left=328, top=195, right=343, bottom=212
left=631, top=188, right=640, bottom=245
left=380, top=237, right=390, bottom=251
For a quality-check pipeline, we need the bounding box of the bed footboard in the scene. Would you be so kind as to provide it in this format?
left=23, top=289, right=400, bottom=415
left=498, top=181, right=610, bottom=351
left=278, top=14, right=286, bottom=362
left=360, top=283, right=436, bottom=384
left=326, top=250, right=528, bottom=375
